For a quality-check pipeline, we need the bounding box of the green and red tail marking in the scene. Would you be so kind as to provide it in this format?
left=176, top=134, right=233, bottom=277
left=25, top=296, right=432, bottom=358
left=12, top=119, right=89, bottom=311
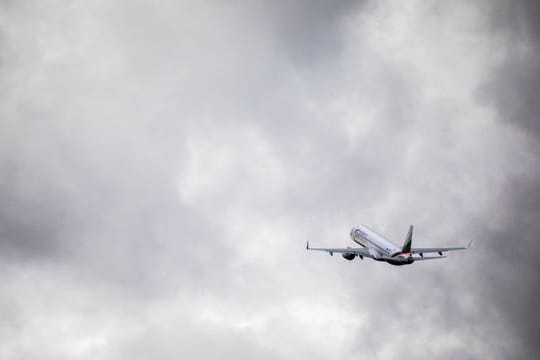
left=392, top=225, right=413, bottom=257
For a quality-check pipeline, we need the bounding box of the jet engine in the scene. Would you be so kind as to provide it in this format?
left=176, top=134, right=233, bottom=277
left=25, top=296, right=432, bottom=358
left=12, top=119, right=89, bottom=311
left=342, top=253, right=356, bottom=261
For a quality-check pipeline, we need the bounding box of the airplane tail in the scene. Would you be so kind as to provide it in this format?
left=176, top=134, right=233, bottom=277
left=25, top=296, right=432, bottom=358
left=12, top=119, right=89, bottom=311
left=401, top=225, right=413, bottom=254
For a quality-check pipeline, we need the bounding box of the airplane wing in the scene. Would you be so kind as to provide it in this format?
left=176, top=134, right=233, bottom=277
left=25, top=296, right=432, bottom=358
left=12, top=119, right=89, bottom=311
left=412, top=240, right=473, bottom=255
left=411, top=255, right=447, bottom=261
left=306, top=242, right=374, bottom=258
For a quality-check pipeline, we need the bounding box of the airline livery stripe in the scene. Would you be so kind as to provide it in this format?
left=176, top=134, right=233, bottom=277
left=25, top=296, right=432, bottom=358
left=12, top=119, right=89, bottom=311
left=391, top=250, right=411, bottom=257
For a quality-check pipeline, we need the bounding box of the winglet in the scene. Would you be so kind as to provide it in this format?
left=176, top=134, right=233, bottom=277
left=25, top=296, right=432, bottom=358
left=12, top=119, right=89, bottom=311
left=306, top=241, right=309, bottom=250
left=467, top=239, right=473, bottom=249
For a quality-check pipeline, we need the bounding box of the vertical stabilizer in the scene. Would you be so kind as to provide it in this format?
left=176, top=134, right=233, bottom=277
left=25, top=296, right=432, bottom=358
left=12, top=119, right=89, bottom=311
left=402, top=225, right=413, bottom=254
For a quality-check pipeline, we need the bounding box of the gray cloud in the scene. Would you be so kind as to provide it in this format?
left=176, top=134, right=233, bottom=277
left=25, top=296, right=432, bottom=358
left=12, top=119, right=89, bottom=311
left=1, top=1, right=539, bottom=359
left=473, top=0, right=540, bottom=356
left=261, top=0, right=362, bottom=65
left=480, top=0, right=540, bottom=135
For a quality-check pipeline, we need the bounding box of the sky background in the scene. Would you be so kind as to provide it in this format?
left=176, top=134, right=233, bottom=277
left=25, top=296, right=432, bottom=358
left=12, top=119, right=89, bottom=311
left=1, top=1, right=539, bottom=359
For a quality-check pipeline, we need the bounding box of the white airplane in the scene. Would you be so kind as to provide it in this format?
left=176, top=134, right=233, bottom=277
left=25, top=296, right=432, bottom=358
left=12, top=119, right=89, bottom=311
left=307, top=224, right=472, bottom=266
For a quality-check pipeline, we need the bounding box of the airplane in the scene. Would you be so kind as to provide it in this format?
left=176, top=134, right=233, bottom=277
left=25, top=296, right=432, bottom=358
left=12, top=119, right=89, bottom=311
left=306, top=224, right=472, bottom=266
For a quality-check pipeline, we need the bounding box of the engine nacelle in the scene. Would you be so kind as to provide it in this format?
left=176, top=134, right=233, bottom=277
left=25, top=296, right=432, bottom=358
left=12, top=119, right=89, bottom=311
left=342, top=253, right=356, bottom=261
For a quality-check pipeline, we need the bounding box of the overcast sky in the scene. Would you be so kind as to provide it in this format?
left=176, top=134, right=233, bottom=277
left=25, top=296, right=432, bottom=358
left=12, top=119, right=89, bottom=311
left=1, top=1, right=539, bottom=359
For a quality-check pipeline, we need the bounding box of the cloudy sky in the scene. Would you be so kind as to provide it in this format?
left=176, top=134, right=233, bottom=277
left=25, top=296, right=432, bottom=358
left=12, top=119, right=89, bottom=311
left=1, top=0, right=539, bottom=359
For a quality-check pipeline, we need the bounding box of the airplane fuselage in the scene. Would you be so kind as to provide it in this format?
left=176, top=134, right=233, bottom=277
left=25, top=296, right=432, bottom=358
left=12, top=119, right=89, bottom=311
left=350, top=225, right=413, bottom=265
